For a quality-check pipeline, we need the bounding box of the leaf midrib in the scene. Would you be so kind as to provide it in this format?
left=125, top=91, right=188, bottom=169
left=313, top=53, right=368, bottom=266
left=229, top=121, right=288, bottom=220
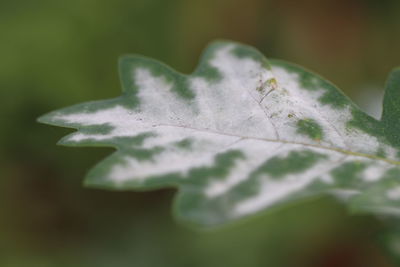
left=156, top=123, right=400, bottom=166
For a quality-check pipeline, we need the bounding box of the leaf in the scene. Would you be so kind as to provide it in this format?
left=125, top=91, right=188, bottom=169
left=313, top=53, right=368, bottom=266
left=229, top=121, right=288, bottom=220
left=38, top=41, right=400, bottom=228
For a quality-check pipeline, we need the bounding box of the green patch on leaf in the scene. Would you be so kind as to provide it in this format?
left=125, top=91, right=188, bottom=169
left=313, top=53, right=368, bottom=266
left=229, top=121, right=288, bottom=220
left=331, top=161, right=366, bottom=187
left=296, top=118, right=323, bottom=141
left=253, top=150, right=326, bottom=179
left=174, top=138, right=194, bottom=150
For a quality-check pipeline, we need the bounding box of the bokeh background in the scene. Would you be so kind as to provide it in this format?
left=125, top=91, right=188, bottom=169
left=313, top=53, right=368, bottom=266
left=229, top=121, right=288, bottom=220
left=2, top=0, right=400, bottom=266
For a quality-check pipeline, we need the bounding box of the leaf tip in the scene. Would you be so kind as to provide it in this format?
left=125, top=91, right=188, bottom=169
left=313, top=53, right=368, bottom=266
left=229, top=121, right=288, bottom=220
left=36, top=111, right=59, bottom=126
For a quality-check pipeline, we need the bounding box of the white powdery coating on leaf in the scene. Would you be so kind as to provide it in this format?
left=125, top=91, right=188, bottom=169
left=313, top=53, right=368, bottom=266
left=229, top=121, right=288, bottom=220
left=204, top=140, right=284, bottom=198
left=135, top=69, right=196, bottom=125
left=362, top=163, right=389, bottom=182
left=232, top=147, right=343, bottom=217
left=269, top=66, right=396, bottom=160
left=208, top=45, right=275, bottom=103
left=330, top=189, right=360, bottom=201
left=320, top=173, right=334, bottom=184
left=55, top=69, right=196, bottom=143
left=107, top=131, right=243, bottom=183
left=266, top=66, right=348, bottom=148
left=387, top=186, right=400, bottom=200
left=54, top=47, right=288, bottom=185
left=54, top=105, right=138, bottom=142
left=189, top=45, right=278, bottom=139
left=109, top=141, right=223, bottom=183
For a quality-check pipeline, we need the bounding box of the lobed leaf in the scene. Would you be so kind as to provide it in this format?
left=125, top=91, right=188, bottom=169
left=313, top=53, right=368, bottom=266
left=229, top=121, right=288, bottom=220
left=39, top=41, right=400, bottom=227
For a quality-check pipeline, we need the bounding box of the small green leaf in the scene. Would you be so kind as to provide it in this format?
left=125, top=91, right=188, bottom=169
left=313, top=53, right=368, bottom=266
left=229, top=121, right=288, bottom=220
left=38, top=40, right=400, bottom=228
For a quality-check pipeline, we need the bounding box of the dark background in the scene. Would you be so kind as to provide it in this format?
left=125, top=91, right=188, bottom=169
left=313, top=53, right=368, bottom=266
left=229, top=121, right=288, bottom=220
left=2, top=0, right=400, bottom=266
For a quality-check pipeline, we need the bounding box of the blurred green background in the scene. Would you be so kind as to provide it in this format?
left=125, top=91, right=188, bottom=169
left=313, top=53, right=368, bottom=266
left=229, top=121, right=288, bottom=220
left=2, top=0, right=400, bottom=266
